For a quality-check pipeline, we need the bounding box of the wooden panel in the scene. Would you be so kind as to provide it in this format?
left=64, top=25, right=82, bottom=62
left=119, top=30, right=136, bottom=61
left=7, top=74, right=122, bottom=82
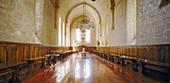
left=0, top=44, right=7, bottom=63
left=18, top=45, right=25, bottom=62
left=7, top=45, right=18, bottom=64
left=142, top=47, right=148, bottom=59
left=97, top=44, right=170, bottom=64
left=0, top=41, right=70, bottom=68
left=157, top=47, right=167, bottom=63
left=25, top=45, right=31, bottom=59
left=31, top=46, right=36, bottom=58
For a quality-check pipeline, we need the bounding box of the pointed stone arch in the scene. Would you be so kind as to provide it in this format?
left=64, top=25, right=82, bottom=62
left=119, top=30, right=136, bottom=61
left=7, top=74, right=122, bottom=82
left=65, top=2, right=101, bottom=24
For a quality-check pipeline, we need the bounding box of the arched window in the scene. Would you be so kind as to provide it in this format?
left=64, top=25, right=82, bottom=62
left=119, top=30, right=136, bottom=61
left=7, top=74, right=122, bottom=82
left=58, top=17, right=62, bottom=45
left=76, top=28, right=82, bottom=43
left=85, top=29, right=91, bottom=43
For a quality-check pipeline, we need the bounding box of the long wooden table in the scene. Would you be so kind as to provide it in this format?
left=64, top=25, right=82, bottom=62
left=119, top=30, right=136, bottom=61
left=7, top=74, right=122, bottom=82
left=22, top=57, right=46, bottom=74
left=0, top=62, right=27, bottom=83
left=50, top=50, right=64, bottom=54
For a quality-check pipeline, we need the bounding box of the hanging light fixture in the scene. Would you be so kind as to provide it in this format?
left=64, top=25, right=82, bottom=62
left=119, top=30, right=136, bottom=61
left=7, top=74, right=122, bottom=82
left=76, top=2, right=94, bottom=32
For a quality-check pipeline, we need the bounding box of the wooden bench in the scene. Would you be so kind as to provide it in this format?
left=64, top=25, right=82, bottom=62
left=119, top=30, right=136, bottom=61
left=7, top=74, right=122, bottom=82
left=95, top=52, right=140, bottom=72
left=22, top=57, right=46, bottom=74
left=0, top=62, right=27, bottom=83
left=46, top=50, right=73, bottom=63
left=140, top=60, right=170, bottom=82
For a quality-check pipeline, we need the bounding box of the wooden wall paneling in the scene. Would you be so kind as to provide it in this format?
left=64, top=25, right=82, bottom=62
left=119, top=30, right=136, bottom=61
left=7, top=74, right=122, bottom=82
left=122, top=47, right=125, bottom=55
left=130, top=47, right=132, bottom=57
left=148, top=46, right=156, bottom=61
left=47, top=47, right=49, bottom=54
left=137, top=47, right=142, bottom=59
left=38, top=46, right=41, bottom=57
left=132, top=47, right=136, bottom=57
left=131, top=47, right=133, bottom=57
left=142, top=47, right=148, bottom=59
left=129, top=47, right=132, bottom=57
left=111, top=47, right=115, bottom=54
left=47, top=47, right=50, bottom=54
left=113, top=47, right=115, bottom=54
left=30, top=45, right=32, bottom=58
left=40, top=46, right=42, bottom=57
left=34, top=46, right=37, bottom=58
left=127, top=47, right=129, bottom=56
left=97, top=44, right=170, bottom=64
left=36, top=46, right=39, bottom=57
left=44, top=46, right=46, bottom=55
left=123, top=47, right=125, bottom=55
left=157, top=46, right=167, bottom=63
left=114, top=47, right=116, bottom=54
left=36, top=46, right=42, bottom=57
left=32, top=46, right=36, bottom=58
left=111, top=47, right=113, bottom=53
left=120, top=47, right=122, bottom=55
left=26, top=45, right=31, bottom=59
left=115, top=47, right=117, bottom=54
left=18, top=45, right=25, bottom=62
left=7, top=44, right=18, bottom=64
left=103, top=47, right=105, bottom=53
left=126, top=47, right=128, bottom=56
left=44, top=47, right=46, bottom=55
left=121, top=47, right=123, bottom=55
left=125, top=47, right=127, bottom=56
left=0, top=44, right=7, bottom=64
left=108, top=47, right=110, bottom=53
left=37, top=46, right=40, bottom=57
left=40, top=46, right=43, bottom=57
left=46, top=47, right=48, bottom=54
left=127, top=47, right=130, bottom=56
left=110, top=47, right=112, bottom=53
left=168, top=46, right=170, bottom=64
left=42, top=47, right=45, bottom=56
left=24, top=45, right=26, bottom=60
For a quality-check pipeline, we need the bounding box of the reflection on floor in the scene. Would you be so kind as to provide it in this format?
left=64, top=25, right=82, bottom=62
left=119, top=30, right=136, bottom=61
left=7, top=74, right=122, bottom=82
left=23, top=53, right=159, bottom=83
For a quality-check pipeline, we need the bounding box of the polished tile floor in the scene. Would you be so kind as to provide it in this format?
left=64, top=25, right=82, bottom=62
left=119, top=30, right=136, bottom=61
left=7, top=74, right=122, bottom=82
left=24, top=53, right=159, bottom=83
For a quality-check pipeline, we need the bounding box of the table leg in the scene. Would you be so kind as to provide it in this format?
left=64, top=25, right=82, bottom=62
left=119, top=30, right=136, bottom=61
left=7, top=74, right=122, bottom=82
left=26, top=61, right=34, bottom=75
left=111, top=56, right=114, bottom=62
left=8, top=66, right=21, bottom=83
left=41, top=59, right=46, bottom=68
left=121, top=58, right=126, bottom=67
left=132, top=60, right=138, bottom=72
left=116, top=58, right=121, bottom=64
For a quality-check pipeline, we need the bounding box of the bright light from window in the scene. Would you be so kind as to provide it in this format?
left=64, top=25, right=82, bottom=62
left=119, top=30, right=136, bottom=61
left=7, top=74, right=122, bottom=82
left=85, top=29, right=91, bottom=43
left=76, top=28, right=81, bottom=43
left=59, top=17, right=61, bottom=46
left=63, top=22, right=65, bottom=46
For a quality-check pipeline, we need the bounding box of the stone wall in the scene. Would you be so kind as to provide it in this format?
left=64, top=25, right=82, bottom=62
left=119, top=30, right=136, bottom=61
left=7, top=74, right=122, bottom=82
left=136, top=0, right=170, bottom=45
left=0, top=0, right=36, bottom=43
left=106, top=0, right=127, bottom=46
left=126, top=0, right=136, bottom=45
left=0, top=0, right=57, bottom=45
left=41, top=0, right=57, bottom=45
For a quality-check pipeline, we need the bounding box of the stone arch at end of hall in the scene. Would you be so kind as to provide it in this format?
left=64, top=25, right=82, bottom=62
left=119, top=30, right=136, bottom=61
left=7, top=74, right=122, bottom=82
left=65, top=2, right=102, bottom=24
left=70, top=15, right=96, bottom=30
